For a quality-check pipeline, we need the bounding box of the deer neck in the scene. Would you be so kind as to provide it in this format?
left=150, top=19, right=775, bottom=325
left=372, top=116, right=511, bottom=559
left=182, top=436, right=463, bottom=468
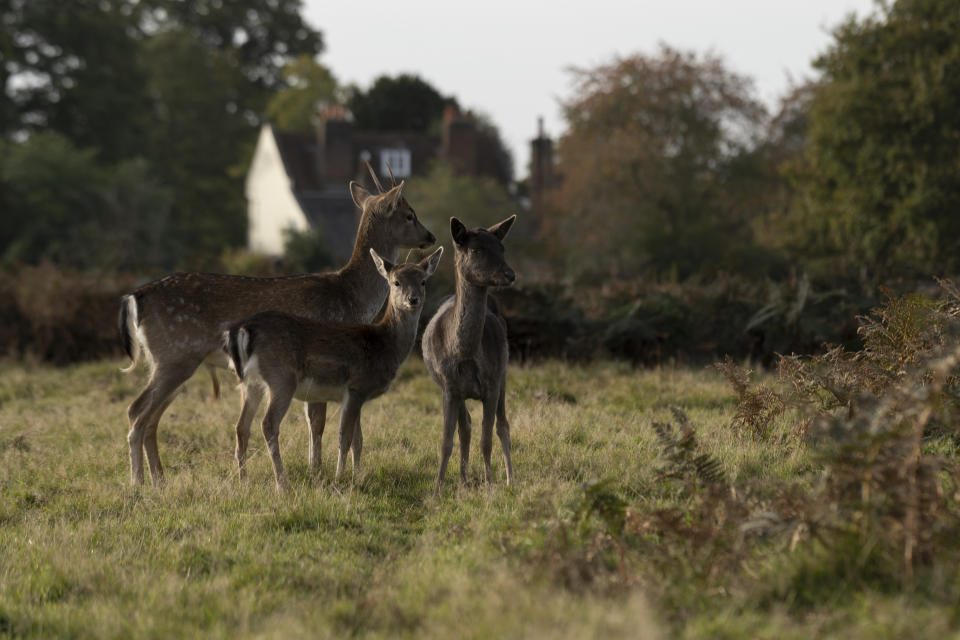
left=337, top=214, right=399, bottom=305
left=379, top=302, right=422, bottom=363
left=452, top=274, right=488, bottom=359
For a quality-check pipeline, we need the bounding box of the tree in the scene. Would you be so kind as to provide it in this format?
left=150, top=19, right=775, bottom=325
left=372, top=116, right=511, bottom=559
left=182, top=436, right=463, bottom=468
left=349, top=73, right=455, bottom=132
left=2, top=0, right=324, bottom=266
left=138, top=0, right=323, bottom=121
left=0, top=133, right=104, bottom=266
left=0, top=133, right=173, bottom=269
left=786, top=0, right=960, bottom=280
left=0, top=0, right=151, bottom=162
left=139, top=27, right=250, bottom=262
left=265, top=55, right=339, bottom=131
left=545, top=46, right=770, bottom=279
left=407, top=162, right=516, bottom=232
left=472, top=111, right=514, bottom=186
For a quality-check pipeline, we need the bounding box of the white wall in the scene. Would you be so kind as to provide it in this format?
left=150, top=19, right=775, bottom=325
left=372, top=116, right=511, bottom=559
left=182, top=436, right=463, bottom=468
left=245, top=124, right=310, bottom=255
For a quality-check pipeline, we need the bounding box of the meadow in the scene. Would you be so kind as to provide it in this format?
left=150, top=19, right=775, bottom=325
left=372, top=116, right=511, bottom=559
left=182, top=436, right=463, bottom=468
left=1, top=355, right=958, bottom=639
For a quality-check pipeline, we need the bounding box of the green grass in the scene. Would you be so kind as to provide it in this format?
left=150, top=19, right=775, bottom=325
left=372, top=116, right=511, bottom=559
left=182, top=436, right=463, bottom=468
left=0, top=358, right=956, bottom=638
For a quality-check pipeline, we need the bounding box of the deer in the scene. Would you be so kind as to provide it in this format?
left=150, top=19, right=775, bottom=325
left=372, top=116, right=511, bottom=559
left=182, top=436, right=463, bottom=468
left=118, top=165, right=436, bottom=486
left=421, top=215, right=517, bottom=494
left=223, top=247, right=443, bottom=488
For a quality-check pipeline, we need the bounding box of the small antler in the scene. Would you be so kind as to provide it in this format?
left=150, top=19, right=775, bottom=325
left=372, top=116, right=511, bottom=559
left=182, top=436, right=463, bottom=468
left=386, top=162, right=397, bottom=188
left=365, top=161, right=385, bottom=194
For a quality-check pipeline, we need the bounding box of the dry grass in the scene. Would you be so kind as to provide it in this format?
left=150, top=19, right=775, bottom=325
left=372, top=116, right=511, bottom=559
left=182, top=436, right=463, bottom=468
left=0, top=355, right=957, bottom=638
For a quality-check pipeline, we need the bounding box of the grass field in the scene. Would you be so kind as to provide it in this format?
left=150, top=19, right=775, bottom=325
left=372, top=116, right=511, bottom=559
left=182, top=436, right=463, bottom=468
left=1, top=357, right=958, bottom=638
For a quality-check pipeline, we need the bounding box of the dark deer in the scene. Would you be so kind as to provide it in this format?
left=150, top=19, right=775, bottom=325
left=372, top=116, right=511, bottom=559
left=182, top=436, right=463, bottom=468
left=422, top=215, right=517, bottom=493
left=119, top=165, right=436, bottom=486
left=224, top=247, right=443, bottom=488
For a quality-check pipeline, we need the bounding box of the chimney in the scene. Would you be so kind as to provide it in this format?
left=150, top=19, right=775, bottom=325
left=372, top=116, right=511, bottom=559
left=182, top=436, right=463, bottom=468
left=441, top=106, right=478, bottom=176
left=317, top=104, right=354, bottom=187
left=529, top=116, right=555, bottom=210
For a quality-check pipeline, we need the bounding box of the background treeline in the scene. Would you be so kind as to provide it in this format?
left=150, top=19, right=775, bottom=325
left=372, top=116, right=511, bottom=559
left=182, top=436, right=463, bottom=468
left=542, top=0, right=960, bottom=285
left=2, top=0, right=322, bottom=269
left=2, top=0, right=959, bottom=362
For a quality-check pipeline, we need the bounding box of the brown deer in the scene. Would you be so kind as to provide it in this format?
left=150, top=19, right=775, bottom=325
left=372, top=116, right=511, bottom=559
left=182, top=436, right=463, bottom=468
left=422, top=215, right=517, bottom=494
left=119, top=166, right=436, bottom=486
left=223, top=247, right=443, bottom=488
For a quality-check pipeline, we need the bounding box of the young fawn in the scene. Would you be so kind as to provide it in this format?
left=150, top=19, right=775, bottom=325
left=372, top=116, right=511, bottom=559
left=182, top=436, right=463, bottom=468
left=119, top=165, right=435, bottom=486
left=422, top=215, right=517, bottom=493
left=223, top=247, right=443, bottom=488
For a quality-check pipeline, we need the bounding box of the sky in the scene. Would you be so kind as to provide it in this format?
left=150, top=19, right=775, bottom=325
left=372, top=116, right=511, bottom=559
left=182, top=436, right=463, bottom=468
left=303, top=0, right=878, bottom=180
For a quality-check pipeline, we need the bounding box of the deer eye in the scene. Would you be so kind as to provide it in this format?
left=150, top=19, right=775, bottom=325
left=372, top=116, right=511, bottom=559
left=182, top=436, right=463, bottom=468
left=393, top=280, right=400, bottom=286
left=406, top=214, right=414, bottom=222
left=421, top=280, right=426, bottom=286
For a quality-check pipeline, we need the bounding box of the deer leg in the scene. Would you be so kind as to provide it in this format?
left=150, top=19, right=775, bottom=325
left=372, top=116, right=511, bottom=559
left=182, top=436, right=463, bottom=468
left=335, top=391, right=363, bottom=480
left=127, top=362, right=194, bottom=486
left=351, top=423, right=363, bottom=473
left=480, top=393, right=497, bottom=484
left=434, top=391, right=460, bottom=495
left=457, top=404, right=471, bottom=485
left=207, top=364, right=221, bottom=401
left=261, top=387, right=293, bottom=491
left=496, top=379, right=513, bottom=486
left=127, top=392, right=148, bottom=486
left=305, top=402, right=327, bottom=474
left=142, top=393, right=178, bottom=487
left=235, top=384, right=264, bottom=481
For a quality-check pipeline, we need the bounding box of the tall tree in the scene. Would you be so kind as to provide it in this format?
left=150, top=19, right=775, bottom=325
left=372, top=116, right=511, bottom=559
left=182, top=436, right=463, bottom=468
left=139, top=0, right=323, bottom=122
left=0, top=0, right=150, bottom=162
left=349, top=73, right=455, bottom=132
left=265, top=55, right=339, bottom=131
left=139, top=27, right=250, bottom=261
left=787, top=0, right=960, bottom=280
left=546, top=46, right=769, bottom=279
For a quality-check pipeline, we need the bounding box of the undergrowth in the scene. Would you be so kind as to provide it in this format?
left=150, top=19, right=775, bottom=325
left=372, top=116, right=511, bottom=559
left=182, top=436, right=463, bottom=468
left=530, top=281, right=960, bottom=635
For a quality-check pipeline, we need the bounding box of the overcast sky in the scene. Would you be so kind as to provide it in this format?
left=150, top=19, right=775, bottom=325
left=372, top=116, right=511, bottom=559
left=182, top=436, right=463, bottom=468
left=303, top=0, right=878, bottom=179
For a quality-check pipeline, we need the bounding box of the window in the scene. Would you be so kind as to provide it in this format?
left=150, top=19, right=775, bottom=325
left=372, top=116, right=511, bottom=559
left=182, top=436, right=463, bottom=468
left=380, top=148, right=411, bottom=178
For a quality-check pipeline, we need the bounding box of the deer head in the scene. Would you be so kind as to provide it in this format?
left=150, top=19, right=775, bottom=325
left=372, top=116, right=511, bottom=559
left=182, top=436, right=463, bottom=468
left=350, top=163, right=436, bottom=250
left=450, top=215, right=517, bottom=288
left=370, top=246, right=443, bottom=311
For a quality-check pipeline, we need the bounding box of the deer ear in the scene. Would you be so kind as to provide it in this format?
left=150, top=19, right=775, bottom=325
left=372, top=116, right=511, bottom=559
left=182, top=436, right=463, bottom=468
left=387, top=180, right=405, bottom=213
left=369, top=248, right=393, bottom=279
left=420, top=246, right=444, bottom=277
left=350, top=181, right=372, bottom=209
left=450, top=217, right=468, bottom=245
left=487, top=214, right=517, bottom=241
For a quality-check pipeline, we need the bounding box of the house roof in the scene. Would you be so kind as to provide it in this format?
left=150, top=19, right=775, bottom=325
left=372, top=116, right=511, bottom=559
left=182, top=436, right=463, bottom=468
left=273, top=130, right=323, bottom=191
left=294, top=188, right=359, bottom=263
left=271, top=128, right=357, bottom=261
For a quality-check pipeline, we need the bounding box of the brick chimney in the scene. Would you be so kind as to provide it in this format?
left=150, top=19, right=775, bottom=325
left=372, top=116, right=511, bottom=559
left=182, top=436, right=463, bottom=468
left=441, top=106, right=478, bottom=176
left=529, top=116, right=556, bottom=210
left=317, top=104, right=354, bottom=187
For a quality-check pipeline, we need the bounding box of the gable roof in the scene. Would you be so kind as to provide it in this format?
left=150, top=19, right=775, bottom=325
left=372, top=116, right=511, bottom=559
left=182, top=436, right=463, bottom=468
left=269, top=128, right=355, bottom=261
left=294, top=188, right=359, bottom=262
left=273, top=130, right=323, bottom=191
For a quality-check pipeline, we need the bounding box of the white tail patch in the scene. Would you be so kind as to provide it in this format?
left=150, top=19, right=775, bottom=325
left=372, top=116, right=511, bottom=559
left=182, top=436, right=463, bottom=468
left=120, top=295, right=155, bottom=373
left=236, top=328, right=256, bottom=379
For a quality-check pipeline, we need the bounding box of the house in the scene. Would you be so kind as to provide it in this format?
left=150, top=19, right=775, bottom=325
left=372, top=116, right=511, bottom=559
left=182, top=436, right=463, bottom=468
left=245, top=106, right=513, bottom=261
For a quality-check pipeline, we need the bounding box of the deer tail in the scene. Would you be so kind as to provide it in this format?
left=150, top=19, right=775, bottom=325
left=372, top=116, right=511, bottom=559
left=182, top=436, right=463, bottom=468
left=119, top=295, right=141, bottom=373
left=224, top=325, right=252, bottom=382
